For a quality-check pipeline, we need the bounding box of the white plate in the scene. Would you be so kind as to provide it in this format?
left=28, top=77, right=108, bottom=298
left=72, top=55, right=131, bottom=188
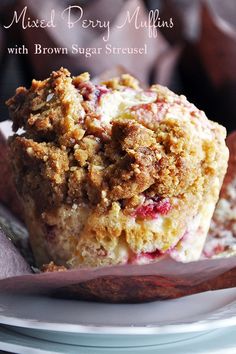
left=0, top=325, right=236, bottom=353
left=1, top=288, right=236, bottom=347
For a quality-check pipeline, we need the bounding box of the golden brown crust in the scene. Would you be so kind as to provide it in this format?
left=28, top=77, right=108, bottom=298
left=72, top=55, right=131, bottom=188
left=9, top=136, right=69, bottom=211
left=102, top=73, right=140, bottom=90
left=6, top=68, right=85, bottom=143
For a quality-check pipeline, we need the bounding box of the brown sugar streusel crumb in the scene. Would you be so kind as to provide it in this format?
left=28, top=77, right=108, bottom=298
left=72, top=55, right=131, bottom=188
left=41, top=261, right=67, bottom=272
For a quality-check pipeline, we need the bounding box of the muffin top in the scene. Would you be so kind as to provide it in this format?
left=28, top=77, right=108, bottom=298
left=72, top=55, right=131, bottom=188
left=7, top=68, right=227, bottom=215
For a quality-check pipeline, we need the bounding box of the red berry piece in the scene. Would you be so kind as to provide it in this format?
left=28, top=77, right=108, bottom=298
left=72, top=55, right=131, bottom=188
left=133, top=198, right=171, bottom=219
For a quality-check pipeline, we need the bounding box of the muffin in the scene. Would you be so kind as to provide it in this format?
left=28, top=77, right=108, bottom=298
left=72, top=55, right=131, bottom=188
left=7, top=68, right=228, bottom=268
left=204, top=131, right=236, bottom=258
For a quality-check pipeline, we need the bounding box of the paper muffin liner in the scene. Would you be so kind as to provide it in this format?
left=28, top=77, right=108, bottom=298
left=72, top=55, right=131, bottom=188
left=1, top=214, right=236, bottom=303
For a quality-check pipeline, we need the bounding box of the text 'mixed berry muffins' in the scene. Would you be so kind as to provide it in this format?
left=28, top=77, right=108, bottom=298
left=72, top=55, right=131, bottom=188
left=7, top=68, right=228, bottom=268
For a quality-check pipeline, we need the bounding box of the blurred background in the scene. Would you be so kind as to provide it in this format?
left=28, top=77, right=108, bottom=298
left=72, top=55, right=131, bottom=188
left=0, top=0, right=235, bottom=132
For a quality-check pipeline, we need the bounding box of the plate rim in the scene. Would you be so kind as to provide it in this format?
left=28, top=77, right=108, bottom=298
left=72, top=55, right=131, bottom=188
left=1, top=313, right=236, bottom=335
left=1, top=289, right=236, bottom=335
